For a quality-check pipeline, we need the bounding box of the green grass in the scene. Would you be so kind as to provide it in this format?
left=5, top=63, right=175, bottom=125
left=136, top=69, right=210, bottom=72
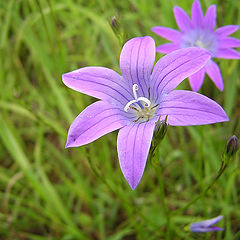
left=0, top=0, right=239, bottom=239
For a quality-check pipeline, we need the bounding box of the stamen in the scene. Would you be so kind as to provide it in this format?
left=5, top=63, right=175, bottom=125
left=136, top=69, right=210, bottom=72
left=124, top=84, right=153, bottom=114
left=148, top=87, right=151, bottom=100
left=134, top=116, right=143, bottom=122
left=129, top=106, right=139, bottom=111
left=151, top=104, right=159, bottom=109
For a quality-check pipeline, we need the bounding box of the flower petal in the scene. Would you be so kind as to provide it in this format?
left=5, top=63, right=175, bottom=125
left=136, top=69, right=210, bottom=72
left=204, top=5, right=216, bottom=30
left=205, top=60, right=224, bottom=91
left=158, top=90, right=229, bottom=126
left=218, top=37, right=240, bottom=48
left=117, top=121, right=155, bottom=190
left=152, top=26, right=181, bottom=42
left=151, top=47, right=210, bottom=100
left=215, top=48, right=240, bottom=59
left=173, top=6, right=192, bottom=32
left=190, top=216, right=224, bottom=232
left=200, top=216, right=223, bottom=228
left=156, top=43, right=179, bottom=54
left=191, top=0, right=204, bottom=27
left=65, top=101, right=128, bottom=148
left=191, top=226, right=224, bottom=233
left=188, top=68, right=205, bottom=92
left=215, top=25, right=239, bottom=38
left=62, top=67, right=132, bottom=106
left=120, top=36, right=156, bottom=97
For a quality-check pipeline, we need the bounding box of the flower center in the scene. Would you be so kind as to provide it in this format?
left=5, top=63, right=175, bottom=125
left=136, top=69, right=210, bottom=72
left=181, top=29, right=217, bottom=56
left=124, top=84, right=159, bottom=122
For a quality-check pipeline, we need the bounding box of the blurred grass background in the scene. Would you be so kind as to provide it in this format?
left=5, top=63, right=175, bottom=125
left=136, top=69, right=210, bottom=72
left=0, top=0, right=239, bottom=239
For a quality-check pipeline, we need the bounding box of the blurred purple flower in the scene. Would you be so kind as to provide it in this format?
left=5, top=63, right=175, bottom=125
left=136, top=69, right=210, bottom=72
left=152, top=0, right=240, bottom=91
left=190, top=216, right=224, bottom=232
left=62, top=36, right=228, bottom=190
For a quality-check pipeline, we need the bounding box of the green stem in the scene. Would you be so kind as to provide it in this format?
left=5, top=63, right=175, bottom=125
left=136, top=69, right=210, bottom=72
left=157, top=165, right=171, bottom=239
left=171, top=161, right=228, bottom=216
left=85, top=147, right=162, bottom=238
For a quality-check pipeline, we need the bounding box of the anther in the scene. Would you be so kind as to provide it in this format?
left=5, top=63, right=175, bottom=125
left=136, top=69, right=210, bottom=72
left=134, top=116, right=143, bottom=122
left=129, top=106, right=139, bottom=111
left=148, top=87, right=151, bottom=100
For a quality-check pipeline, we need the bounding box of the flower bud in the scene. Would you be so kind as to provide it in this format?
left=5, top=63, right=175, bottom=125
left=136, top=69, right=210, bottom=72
left=154, top=117, right=168, bottom=141
left=111, top=16, right=119, bottom=33
left=226, top=135, right=239, bottom=157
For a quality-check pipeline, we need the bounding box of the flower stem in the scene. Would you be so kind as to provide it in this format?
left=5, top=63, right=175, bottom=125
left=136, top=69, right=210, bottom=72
left=171, top=158, right=228, bottom=216
left=156, top=165, right=171, bottom=239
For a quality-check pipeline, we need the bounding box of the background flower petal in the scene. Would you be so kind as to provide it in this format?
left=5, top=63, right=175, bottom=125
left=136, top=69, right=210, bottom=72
left=65, top=101, right=128, bottom=148
left=204, top=5, right=216, bottom=30
left=117, top=121, right=155, bottom=190
left=218, top=37, right=240, bottom=48
left=215, top=48, right=240, bottom=59
left=188, top=68, right=205, bottom=92
left=191, top=0, right=204, bottom=27
left=120, top=36, right=156, bottom=97
left=199, top=216, right=223, bottom=228
left=173, top=6, right=192, bottom=32
left=156, top=43, right=179, bottom=54
left=215, top=25, right=239, bottom=38
left=205, top=60, right=224, bottom=91
left=158, top=90, right=229, bottom=126
left=190, top=216, right=224, bottom=232
left=152, top=26, right=181, bottom=42
left=62, top=67, right=133, bottom=106
left=151, top=48, right=210, bottom=100
left=191, top=226, right=224, bottom=232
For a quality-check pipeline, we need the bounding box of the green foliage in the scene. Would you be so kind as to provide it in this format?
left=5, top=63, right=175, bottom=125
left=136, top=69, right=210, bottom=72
left=0, top=0, right=239, bottom=239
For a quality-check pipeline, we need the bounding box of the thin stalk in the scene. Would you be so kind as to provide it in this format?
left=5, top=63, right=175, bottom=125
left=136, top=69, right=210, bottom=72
left=171, top=160, right=228, bottom=216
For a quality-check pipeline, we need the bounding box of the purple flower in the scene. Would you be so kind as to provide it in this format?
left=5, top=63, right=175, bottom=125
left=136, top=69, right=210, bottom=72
left=62, top=36, right=228, bottom=190
left=190, top=216, right=224, bottom=232
left=152, top=0, right=240, bottom=91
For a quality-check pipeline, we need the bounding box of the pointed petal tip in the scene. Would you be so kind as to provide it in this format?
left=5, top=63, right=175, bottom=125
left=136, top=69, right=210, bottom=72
left=129, top=182, right=138, bottom=190
left=173, top=6, right=184, bottom=12
left=192, top=0, right=204, bottom=27
left=65, top=142, right=71, bottom=148
left=62, top=72, right=72, bottom=87
left=217, top=215, right=224, bottom=221
left=62, top=73, right=67, bottom=83
left=193, top=0, right=201, bottom=6
left=220, top=110, right=229, bottom=122
left=218, top=85, right=224, bottom=92
left=65, top=139, right=76, bottom=148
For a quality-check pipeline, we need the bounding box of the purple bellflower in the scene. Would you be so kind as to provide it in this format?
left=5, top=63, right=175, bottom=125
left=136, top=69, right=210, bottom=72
left=62, top=36, right=229, bottom=190
left=190, top=216, right=224, bottom=232
left=152, top=0, right=240, bottom=91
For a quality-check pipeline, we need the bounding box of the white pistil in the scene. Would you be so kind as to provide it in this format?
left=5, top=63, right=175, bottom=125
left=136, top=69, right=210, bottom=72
left=124, top=99, right=139, bottom=112
left=124, top=84, right=151, bottom=112
left=132, top=84, right=138, bottom=100
left=137, top=97, right=151, bottom=107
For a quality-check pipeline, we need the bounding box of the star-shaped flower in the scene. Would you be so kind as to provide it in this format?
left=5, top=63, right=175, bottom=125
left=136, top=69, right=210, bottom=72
left=62, top=36, right=228, bottom=190
left=190, top=216, right=224, bottom=232
left=152, top=0, right=240, bottom=91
